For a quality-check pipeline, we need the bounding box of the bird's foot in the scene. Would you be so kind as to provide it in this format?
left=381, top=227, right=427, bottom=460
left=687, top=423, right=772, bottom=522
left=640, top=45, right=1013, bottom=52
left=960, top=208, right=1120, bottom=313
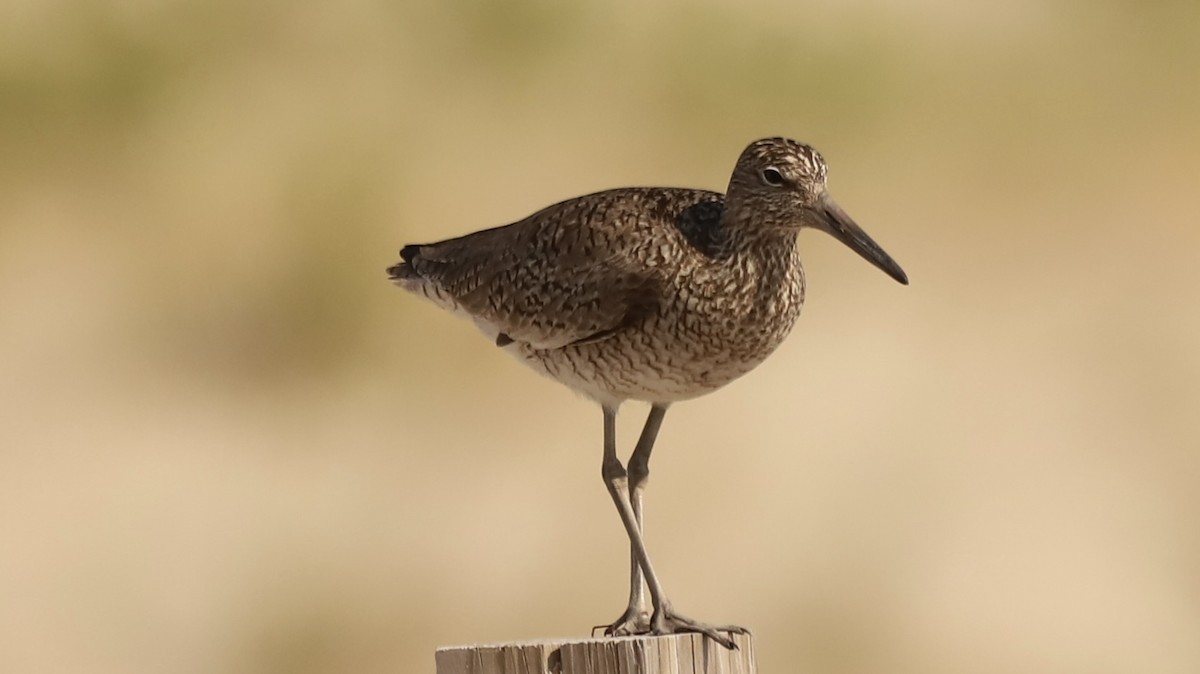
left=593, top=606, right=651, bottom=638
left=649, top=604, right=749, bottom=650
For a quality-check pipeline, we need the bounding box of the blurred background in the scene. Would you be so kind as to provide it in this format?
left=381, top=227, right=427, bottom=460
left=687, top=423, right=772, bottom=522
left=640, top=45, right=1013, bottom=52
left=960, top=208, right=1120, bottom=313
left=2, top=0, right=1198, bottom=672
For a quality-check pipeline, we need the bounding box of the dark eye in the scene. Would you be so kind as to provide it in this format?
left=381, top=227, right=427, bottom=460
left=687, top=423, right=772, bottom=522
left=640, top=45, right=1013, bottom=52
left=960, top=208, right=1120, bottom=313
left=760, top=167, right=785, bottom=187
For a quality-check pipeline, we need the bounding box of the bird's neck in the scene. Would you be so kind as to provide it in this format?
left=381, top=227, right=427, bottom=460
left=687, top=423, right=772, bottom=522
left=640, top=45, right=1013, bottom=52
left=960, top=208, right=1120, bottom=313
left=715, top=196, right=798, bottom=252
left=720, top=220, right=800, bottom=261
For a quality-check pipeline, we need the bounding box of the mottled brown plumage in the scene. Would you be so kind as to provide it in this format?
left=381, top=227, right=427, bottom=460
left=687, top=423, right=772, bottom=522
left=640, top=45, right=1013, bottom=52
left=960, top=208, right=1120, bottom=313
left=387, top=137, right=907, bottom=647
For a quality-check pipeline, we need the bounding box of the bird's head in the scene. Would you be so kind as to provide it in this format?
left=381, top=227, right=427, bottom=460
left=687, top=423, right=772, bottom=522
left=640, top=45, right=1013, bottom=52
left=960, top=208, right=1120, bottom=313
left=726, top=137, right=908, bottom=285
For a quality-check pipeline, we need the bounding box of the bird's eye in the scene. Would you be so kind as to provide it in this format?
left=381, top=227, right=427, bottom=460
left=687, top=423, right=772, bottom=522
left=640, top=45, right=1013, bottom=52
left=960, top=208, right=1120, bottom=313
left=760, top=167, right=785, bottom=187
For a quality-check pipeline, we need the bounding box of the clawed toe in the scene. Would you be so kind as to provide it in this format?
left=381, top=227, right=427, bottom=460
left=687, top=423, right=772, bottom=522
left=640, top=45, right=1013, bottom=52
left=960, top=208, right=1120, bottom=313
left=592, top=606, right=745, bottom=649
left=650, top=606, right=747, bottom=650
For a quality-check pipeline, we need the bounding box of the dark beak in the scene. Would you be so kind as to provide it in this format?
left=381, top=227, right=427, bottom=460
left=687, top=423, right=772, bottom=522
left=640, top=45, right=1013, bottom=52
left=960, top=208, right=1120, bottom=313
left=815, top=195, right=909, bottom=285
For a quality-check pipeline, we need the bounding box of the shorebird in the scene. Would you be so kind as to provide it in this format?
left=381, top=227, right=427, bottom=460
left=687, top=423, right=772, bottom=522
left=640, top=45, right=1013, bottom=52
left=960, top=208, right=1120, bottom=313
left=388, top=137, right=908, bottom=648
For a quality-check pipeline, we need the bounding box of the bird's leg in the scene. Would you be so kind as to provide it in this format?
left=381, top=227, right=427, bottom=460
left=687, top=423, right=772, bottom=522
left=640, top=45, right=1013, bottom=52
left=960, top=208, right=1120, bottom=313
left=597, top=406, right=747, bottom=649
left=597, top=405, right=646, bottom=636
left=602, top=404, right=668, bottom=636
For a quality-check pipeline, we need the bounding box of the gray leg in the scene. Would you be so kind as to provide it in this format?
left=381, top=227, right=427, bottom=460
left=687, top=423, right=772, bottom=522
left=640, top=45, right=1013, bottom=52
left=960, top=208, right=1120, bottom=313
left=603, top=404, right=668, bottom=635
left=598, top=405, right=745, bottom=649
left=629, top=403, right=669, bottom=545
left=599, top=405, right=657, bottom=630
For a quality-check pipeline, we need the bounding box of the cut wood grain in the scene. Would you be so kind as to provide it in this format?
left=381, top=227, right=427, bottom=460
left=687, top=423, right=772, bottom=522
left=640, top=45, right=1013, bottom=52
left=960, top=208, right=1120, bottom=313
left=435, top=633, right=756, bottom=674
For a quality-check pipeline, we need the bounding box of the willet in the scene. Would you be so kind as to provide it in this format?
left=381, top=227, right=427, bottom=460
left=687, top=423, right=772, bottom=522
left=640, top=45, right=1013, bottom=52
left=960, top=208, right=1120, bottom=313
left=388, top=137, right=908, bottom=648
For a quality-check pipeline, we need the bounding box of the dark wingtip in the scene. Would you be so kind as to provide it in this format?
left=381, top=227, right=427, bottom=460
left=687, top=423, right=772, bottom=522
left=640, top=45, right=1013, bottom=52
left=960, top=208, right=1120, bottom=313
left=388, top=244, right=425, bottom=281
left=400, top=244, right=421, bottom=263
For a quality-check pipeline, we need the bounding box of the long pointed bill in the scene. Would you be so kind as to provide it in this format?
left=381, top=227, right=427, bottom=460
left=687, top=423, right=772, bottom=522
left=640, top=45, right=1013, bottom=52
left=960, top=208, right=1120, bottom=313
left=817, top=196, right=909, bottom=285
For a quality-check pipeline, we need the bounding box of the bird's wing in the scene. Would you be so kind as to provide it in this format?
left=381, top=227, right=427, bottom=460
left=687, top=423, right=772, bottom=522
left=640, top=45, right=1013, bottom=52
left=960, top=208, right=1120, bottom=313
left=401, top=190, right=687, bottom=350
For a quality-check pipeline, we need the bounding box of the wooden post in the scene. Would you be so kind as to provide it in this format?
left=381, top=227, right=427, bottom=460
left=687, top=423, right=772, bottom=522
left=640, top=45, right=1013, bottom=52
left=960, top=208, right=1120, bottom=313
left=435, top=633, right=756, bottom=674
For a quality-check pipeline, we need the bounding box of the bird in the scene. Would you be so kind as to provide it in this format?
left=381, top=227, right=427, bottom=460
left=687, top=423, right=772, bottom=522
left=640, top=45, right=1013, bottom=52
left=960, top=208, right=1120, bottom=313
left=387, top=137, right=908, bottom=649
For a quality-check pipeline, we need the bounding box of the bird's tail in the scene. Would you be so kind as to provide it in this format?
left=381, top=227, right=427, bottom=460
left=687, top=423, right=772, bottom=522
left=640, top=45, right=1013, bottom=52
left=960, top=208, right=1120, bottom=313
left=386, top=244, right=424, bottom=285
left=387, top=244, right=464, bottom=316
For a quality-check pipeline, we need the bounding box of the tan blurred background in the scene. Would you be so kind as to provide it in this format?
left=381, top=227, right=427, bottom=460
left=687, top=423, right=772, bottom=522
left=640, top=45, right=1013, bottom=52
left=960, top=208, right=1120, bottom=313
left=2, top=0, right=1199, bottom=672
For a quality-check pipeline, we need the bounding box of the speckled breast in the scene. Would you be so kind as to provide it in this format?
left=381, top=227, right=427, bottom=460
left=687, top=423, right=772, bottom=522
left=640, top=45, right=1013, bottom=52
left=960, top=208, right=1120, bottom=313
left=516, top=251, right=806, bottom=406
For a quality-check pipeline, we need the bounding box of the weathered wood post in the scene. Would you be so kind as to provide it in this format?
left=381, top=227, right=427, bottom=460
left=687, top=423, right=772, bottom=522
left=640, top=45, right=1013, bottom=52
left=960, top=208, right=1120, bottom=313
left=435, top=633, right=756, bottom=674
